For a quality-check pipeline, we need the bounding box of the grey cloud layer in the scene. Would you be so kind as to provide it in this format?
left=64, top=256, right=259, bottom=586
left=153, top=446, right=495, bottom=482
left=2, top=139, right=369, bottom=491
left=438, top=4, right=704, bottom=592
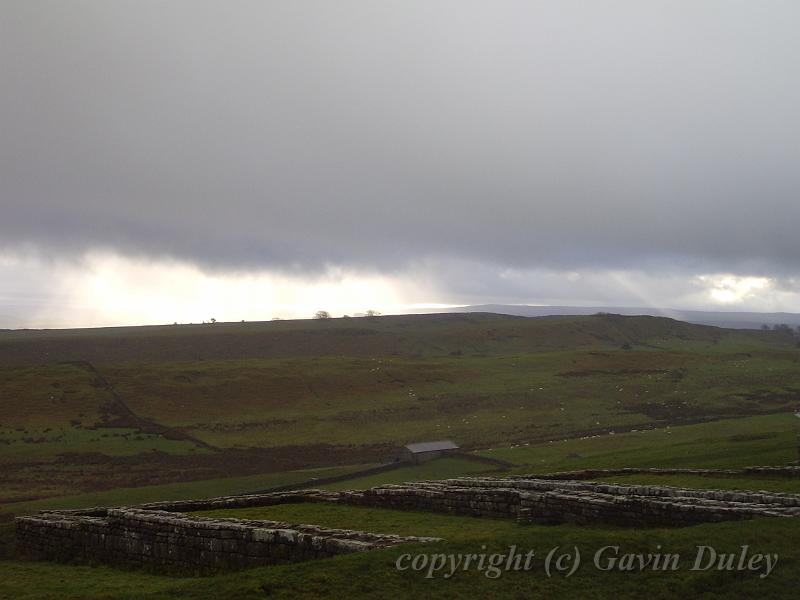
left=2, top=1, right=799, bottom=274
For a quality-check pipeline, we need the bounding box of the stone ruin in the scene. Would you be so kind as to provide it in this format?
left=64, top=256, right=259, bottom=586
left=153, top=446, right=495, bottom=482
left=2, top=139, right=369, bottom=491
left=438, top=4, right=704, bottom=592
left=16, top=474, right=800, bottom=573
left=347, top=476, right=800, bottom=526
left=15, top=498, right=438, bottom=574
left=516, top=465, right=800, bottom=480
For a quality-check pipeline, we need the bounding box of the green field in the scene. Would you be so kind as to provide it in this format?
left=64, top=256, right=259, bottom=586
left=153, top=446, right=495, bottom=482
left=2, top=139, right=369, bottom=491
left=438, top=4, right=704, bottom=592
left=1, top=314, right=800, bottom=597
left=2, top=314, right=799, bottom=501
left=0, top=463, right=376, bottom=521
left=479, top=413, right=799, bottom=472
left=1, top=412, right=799, bottom=598
left=4, top=515, right=798, bottom=599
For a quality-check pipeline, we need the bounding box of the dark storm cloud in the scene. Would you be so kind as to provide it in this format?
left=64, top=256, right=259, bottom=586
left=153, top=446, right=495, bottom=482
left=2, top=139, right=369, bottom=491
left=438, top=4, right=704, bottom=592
left=2, top=1, right=800, bottom=275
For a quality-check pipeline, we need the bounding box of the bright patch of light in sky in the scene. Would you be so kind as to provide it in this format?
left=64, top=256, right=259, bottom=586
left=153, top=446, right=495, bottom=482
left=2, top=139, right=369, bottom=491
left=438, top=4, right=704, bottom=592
left=1, top=252, right=799, bottom=329
left=0, top=251, right=443, bottom=328
left=700, top=275, right=771, bottom=304
left=2, top=3, right=800, bottom=328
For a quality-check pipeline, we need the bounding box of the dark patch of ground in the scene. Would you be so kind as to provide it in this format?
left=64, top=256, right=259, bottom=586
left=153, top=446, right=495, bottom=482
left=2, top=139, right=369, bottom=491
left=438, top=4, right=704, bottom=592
left=0, top=443, right=393, bottom=505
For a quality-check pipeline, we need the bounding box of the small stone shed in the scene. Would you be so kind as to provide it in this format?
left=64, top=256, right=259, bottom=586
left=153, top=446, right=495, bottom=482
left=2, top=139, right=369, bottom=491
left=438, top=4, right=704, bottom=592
left=401, top=440, right=460, bottom=464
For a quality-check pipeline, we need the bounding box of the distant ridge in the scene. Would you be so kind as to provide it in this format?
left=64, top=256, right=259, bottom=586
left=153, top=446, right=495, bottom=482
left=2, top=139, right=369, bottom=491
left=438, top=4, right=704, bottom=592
left=0, top=312, right=739, bottom=367
left=432, top=304, right=800, bottom=330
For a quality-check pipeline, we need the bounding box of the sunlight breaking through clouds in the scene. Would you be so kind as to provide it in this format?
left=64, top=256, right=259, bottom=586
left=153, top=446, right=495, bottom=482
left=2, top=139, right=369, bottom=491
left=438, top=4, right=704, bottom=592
left=2, top=2, right=800, bottom=326
left=2, top=251, right=799, bottom=329
left=0, top=252, right=447, bottom=328
left=699, top=275, right=771, bottom=304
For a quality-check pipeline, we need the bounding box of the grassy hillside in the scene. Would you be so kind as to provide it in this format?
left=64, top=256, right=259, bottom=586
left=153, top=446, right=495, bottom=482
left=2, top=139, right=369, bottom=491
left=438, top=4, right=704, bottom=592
left=1, top=413, right=799, bottom=599
left=1, top=313, right=799, bottom=502
left=0, top=312, right=767, bottom=366
left=479, top=412, right=800, bottom=472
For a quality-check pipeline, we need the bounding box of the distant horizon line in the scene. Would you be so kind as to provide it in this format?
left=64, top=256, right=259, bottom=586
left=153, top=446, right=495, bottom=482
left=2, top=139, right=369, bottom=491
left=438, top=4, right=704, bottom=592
left=3, top=303, right=800, bottom=333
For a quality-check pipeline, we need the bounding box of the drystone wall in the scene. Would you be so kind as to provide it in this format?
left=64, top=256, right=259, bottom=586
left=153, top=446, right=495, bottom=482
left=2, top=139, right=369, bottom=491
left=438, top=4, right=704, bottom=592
left=336, top=476, right=800, bottom=527
left=16, top=472, right=800, bottom=573
left=15, top=504, right=436, bottom=574
left=520, top=466, right=800, bottom=480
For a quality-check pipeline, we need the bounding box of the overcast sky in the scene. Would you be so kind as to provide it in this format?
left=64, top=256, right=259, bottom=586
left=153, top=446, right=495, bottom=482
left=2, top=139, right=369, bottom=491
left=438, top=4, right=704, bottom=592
left=2, top=1, right=800, bottom=327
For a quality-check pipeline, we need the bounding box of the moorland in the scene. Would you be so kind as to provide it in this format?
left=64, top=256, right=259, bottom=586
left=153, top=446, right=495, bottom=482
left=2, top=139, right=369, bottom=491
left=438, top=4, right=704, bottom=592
left=2, top=312, right=800, bottom=598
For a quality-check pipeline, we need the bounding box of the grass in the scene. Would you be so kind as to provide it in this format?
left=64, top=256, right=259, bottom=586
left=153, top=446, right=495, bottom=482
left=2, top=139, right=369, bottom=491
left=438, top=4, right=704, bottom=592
left=1, top=413, right=799, bottom=598
left=0, top=463, right=373, bottom=520
left=104, top=344, right=800, bottom=451
left=0, top=363, right=109, bottom=429
left=478, top=413, right=800, bottom=473
left=0, top=426, right=202, bottom=463
left=320, top=457, right=496, bottom=491
left=1, top=315, right=800, bottom=597
left=4, top=314, right=799, bottom=455
left=2, top=508, right=799, bottom=598
left=0, top=361, right=202, bottom=465
left=193, top=502, right=522, bottom=541
left=2, top=315, right=798, bottom=482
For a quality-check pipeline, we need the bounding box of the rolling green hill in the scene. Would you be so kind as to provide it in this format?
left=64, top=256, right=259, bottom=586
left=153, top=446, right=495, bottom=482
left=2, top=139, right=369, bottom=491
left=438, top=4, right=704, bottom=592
left=1, top=313, right=799, bottom=503
left=2, top=412, right=800, bottom=599
left=0, top=312, right=752, bottom=366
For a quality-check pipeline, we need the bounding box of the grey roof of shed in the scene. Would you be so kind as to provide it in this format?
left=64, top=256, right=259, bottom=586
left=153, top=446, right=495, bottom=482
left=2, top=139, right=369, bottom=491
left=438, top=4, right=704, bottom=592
left=404, top=440, right=460, bottom=454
